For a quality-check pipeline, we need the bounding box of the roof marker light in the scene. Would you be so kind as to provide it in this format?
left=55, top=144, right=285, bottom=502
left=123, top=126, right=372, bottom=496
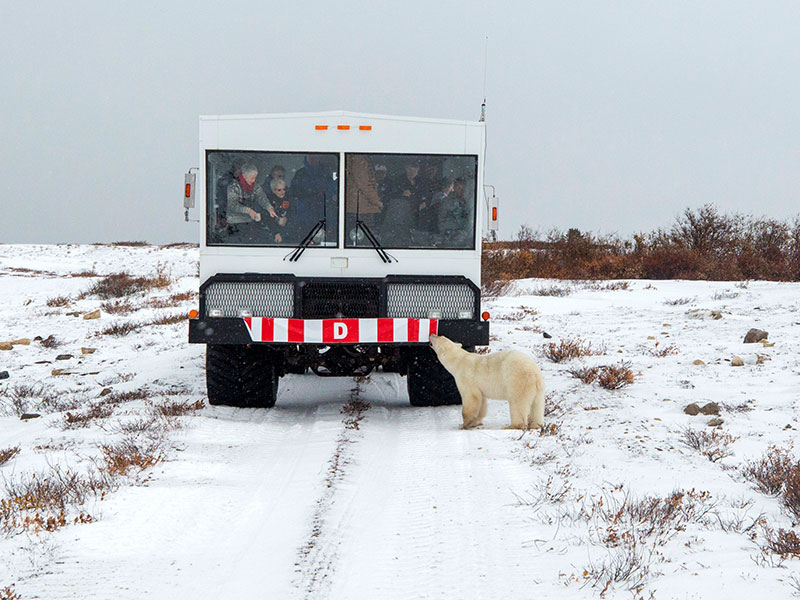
left=337, top=125, right=350, bottom=130
left=315, top=125, right=328, bottom=130
left=359, top=125, right=372, bottom=131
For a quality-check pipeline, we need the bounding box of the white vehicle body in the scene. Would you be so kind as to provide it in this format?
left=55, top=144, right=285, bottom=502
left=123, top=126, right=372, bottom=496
left=187, top=111, right=489, bottom=407
left=197, top=111, right=486, bottom=285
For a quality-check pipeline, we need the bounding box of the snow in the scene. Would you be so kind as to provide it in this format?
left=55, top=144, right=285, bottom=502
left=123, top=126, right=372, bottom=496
left=1, top=244, right=799, bottom=599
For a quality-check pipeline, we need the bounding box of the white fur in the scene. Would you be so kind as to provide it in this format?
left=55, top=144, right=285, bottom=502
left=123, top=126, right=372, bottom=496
left=429, top=335, right=545, bottom=430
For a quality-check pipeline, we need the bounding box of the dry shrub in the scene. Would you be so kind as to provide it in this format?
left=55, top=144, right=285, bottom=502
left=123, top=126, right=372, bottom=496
left=46, top=295, right=70, bottom=307
left=102, top=388, right=150, bottom=405
left=568, top=366, right=600, bottom=384
left=539, top=422, right=561, bottom=437
left=1, top=466, right=114, bottom=535
left=146, top=291, right=197, bottom=309
left=746, top=447, right=800, bottom=519
left=39, top=335, right=62, bottom=349
left=0, top=384, right=70, bottom=416
left=743, top=446, right=795, bottom=496
left=680, top=428, right=739, bottom=462
left=482, top=205, right=800, bottom=282
left=63, top=403, right=114, bottom=429
left=156, top=399, right=204, bottom=417
left=69, top=268, right=98, bottom=278
left=761, top=527, right=800, bottom=558
left=110, top=240, right=149, bottom=246
left=98, top=321, right=140, bottom=337
left=1, top=586, right=21, bottom=600
left=543, top=392, right=565, bottom=417
left=531, top=284, right=573, bottom=297
left=597, top=362, right=636, bottom=390
left=83, top=266, right=170, bottom=299
left=101, top=299, right=135, bottom=314
left=544, top=338, right=596, bottom=363
left=99, top=438, right=165, bottom=476
left=146, top=313, right=188, bottom=326
left=663, top=297, right=695, bottom=306
left=481, top=278, right=512, bottom=297
left=0, top=447, right=20, bottom=466
left=646, top=343, right=678, bottom=358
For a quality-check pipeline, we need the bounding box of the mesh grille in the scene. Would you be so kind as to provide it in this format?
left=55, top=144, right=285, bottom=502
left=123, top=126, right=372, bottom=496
left=387, top=283, right=475, bottom=319
left=205, top=281, right=294, bottom=318
left=301, top=282, right=380, bottom=319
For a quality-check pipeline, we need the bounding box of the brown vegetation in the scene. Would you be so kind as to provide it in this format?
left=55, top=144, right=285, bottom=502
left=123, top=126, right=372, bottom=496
left=482, top=205, right=800, bottom=288
left=1, top=586, right=21, bottom=600
left=82, top=266, right=171, bottom=300
left=597, top=362, right=636, bottom=390
left=543, top=338, right=597, bottom=363
left=46, top=295, right=70, bottom=307
left=156, top=399, right=204, bottom=417
left=99, top=438, right=165, bottom=476
left=744, top=446, right=800, bottom=520
left=680, top=428, right=738, bottom=463
left=0, top=447, right=20, bottom=466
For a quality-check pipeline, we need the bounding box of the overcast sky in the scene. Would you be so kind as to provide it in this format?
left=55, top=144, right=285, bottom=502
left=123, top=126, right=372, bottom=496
left=1, top=1, right=798, bottom=244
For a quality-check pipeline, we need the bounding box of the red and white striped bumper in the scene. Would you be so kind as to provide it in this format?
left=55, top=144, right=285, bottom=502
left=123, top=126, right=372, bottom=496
left=243, top=317, right=438, bottom=344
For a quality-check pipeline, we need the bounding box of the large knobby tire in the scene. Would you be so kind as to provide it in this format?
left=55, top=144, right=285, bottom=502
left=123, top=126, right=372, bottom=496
left=406, top=347, right=461, bottom=407
left=206, top=344, right=279, bottom=408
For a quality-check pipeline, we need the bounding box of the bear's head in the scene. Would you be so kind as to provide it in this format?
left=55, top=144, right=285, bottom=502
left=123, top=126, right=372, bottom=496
left=429, top=334, right=463, bottom=366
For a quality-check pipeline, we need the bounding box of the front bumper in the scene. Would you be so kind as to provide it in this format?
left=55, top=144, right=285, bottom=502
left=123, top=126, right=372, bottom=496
left=188, top=317, right=489, bottom=346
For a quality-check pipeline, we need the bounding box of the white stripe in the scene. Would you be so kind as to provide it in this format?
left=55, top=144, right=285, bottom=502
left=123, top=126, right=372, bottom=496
left=305, top=320, right=323, bottom=343
left=360, top=319, right=377, bottom=343
left=274, top=318, right=289, bottom=342
left=418, top=319, right=430, bottom=342
left=393, top=319, right=408, bottom=342
left=252, top=318, right=262, bottom=342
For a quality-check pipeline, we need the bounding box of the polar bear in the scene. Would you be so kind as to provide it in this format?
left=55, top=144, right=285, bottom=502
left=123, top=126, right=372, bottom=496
left=429, top=334, right=545, bottom=430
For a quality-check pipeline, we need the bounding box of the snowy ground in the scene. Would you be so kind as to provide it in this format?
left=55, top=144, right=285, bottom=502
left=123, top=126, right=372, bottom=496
left=1, top=244, right=799, bottom=599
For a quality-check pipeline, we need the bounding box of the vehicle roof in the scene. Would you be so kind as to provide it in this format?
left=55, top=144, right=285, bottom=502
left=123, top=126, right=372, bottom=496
left=199, top=111, right=483, bottom=128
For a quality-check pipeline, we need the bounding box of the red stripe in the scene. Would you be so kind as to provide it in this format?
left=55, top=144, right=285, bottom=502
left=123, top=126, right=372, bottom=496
left=263, top=318, right=274, bottom=342
left=408, top=319, right=419, bottom=342
left=377, top=318, right=394, bottom=342
left=244, top=317, right=252, bottom=333
left=430, top=320, right=438, bottom=336
left=287, top=319, right=304, bottom=342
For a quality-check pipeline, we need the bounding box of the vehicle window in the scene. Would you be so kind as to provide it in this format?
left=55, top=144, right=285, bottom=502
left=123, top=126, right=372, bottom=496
left=206, top=150, right=339, bottom=247
left=344, top=153, right=477, bottom=250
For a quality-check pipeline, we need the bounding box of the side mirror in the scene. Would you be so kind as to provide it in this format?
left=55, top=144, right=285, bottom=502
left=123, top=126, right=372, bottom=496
left=184, top=171, right=196, bottom=209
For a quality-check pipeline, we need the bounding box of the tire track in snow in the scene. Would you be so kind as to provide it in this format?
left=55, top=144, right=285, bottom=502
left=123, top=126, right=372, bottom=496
left=293, top=378, right=370, bottom=597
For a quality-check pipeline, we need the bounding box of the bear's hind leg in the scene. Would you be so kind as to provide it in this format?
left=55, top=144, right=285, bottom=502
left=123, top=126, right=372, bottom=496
left=505, top=400, right=531, bottom=430
left=527, top=387, right=545, bottom=430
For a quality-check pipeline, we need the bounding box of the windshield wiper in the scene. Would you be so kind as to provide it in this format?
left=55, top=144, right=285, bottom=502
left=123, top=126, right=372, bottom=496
left=284, top=192, right=329, bottom=262
left=285, top=218, right=325, bottom=262
left=357, top=219, right=394, bottom=263
left=354, top=190, right=395, bottom=263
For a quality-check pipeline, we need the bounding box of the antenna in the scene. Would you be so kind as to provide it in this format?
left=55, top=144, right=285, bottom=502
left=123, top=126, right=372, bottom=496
left=480, top=36, right=488, bottom=122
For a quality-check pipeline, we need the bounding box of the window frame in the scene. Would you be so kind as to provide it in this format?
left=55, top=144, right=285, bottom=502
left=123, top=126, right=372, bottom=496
left=205, top=149, right=341, bottom=249
left=342, top=152, right=479, bottom=251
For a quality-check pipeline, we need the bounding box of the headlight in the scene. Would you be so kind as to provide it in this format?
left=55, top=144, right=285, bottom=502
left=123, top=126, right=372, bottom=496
left=208, top=308, right=222, bottom=317
left=238, top=309, right=253, bottom=317
left=427, top=310, right=443, bottom=319
left=458, top=310, right=473, bottom=320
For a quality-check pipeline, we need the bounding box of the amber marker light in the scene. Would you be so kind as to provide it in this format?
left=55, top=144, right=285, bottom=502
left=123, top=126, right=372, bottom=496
left=492, top=207, right=497, bottom=220
left=337, top=124, right=350, bottom=130
left=359, top=125, right=372, bottom=131
left=189, top=309, right=198, bottom=319
left=184, top=183, right=192, bottom=198
left=481, top=311, right=490, bottom=321
left=315, top=125, right=328, bottom=130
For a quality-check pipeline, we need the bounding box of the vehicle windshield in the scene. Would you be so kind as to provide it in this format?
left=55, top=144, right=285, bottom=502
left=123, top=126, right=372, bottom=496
left=206, top=150, right=339, bottom=247
left=344, top=153, right=477, bottom=250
